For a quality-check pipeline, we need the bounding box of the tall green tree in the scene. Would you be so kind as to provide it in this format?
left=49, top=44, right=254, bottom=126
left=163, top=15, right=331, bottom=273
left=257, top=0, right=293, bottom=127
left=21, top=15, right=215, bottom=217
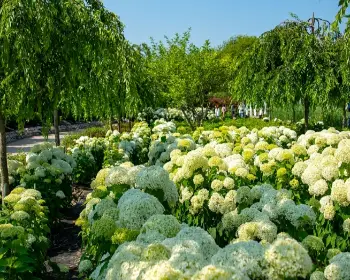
left=0, top=0, right=133, bottom=198
left=0, top=0, right=55, bottom=198
left=232, top=16, right=338, bottom=130
left=149, top=30, right=226, bottom=129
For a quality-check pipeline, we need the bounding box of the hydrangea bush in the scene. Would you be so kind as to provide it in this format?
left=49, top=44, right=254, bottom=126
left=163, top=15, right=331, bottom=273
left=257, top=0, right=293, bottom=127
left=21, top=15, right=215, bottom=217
left=16, top=143, right=76, bottom=220
left=84, top=203, right=349, bottom=280
left=76, top=163, right=178, bottom=267
left=0, top=188, right=49, bottom=279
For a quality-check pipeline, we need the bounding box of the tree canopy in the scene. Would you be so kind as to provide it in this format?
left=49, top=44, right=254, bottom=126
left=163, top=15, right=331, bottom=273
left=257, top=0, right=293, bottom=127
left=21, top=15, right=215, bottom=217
left=231, top=15, right=341, bottom=129
left=147, top=30, right=226, bottom=128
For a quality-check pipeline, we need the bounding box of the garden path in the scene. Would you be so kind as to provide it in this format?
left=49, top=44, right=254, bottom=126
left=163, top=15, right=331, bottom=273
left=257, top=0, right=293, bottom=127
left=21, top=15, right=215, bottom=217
left=7, top=132, right=72, bottom=153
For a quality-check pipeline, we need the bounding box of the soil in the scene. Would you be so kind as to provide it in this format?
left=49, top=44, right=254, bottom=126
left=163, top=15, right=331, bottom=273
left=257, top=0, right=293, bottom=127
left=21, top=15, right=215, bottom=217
left=46, top=185, right=91, bottom=279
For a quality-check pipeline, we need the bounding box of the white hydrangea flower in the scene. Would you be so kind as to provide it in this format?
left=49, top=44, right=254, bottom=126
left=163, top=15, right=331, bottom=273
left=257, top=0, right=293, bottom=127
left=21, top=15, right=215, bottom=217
left=331, top=179, right=349, bottom=207
left=324, top=253, right=350, bottom=280
left=211, top=179, right=223, bottom=192
left=309, top=179, right=329, bottom=197
left=223, top=177, right=235, bottom=190
left=301, top=165, right=322, bottom=186
left=105, top=166, right=131, bottom=187
left=292, top=162, right=307, bottom=177
left=117, top=189, right=165, bottom=230
left=208, top=193, right=225, bottom=214
left=193, top=174, right=205, bottom=186
left=55, top=190, right=66, bottom=199
left=211, top=241, right=265, bottom=279
left=179, top=186, right=193, bottom=204
left=264, top=237, right=313, bottom=279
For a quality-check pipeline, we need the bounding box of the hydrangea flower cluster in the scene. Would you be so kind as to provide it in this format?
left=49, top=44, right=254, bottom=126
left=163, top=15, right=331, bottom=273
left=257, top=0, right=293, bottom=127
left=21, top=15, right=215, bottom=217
left=152, top=119, right=177, bottom=134
left=73, top=121, right=350, bottom=279
left=8, top=159, right=24, bottom=186
left=116, top=122, right=151, bottom=164
left=77, top=188, right=166, bottom=267
left=148, top=133, right=196, bottom=166
left=17, top=143, right=76, bottom=218
left=222, top=184, right=315, bottom=243
left=135, top=166, right=179, bottom=206
left=0, top=188, right=49, bottom=277
left=90, top=215, right=315, bottom=280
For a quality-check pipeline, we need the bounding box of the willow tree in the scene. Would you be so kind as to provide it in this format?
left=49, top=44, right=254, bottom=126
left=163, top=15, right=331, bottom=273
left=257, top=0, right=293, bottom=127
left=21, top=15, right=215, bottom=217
left=0, top=0, right=133, bottom=198
left=34, top=0, right=132, bottom=146
left=334, top=0, right=350, bottom=128
left=231, top=30, right=283, bottom=119
left=0, top=0, right=57, bottom=198
left=334, top=0, right=350, bottom=28
left=232, top=15, right=338, bottom=130
left=68, top=2, right=150, bottom=133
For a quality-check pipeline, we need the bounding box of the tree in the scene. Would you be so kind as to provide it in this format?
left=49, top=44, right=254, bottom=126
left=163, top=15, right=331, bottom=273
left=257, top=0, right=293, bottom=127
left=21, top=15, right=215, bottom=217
left=217, top=36, right=258, bottom=63
left=231, top=15, right=338, bottom=130
left=334, top=0, right=350, bottom=30
left=0, top=0, right=133, bottom=198
left=149, top=30, right=226, bottom=129
left=37, top=0, right=132, bottom=146
left=0, top=0, right=55, bottom=198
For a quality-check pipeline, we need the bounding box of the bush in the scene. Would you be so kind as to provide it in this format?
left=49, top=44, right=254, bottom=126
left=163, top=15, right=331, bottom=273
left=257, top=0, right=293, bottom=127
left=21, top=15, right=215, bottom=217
left=61, top=126, right=107, bottom=149
left=71, top=148, right=98, bottom=185
left=18, top=143, right=75, bottom=221
left=61, top=134, right=80, bottom=149
left=81, top=127, right=108, bottom=138
left=0, top=188, right=49, bottom=279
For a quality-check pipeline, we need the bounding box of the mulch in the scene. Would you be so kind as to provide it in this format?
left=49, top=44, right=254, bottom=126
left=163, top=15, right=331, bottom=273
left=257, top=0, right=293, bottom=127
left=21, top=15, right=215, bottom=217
left=46, top=185, right=91, bottom=279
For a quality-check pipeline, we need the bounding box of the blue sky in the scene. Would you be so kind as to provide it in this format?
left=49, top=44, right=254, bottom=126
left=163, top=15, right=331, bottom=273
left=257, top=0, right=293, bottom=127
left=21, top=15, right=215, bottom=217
left=103, top=0, right=341, bottom=47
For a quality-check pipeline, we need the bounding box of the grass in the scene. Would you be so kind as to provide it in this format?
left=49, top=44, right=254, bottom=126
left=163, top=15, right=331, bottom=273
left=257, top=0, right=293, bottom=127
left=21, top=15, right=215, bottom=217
left=271, top=104, right=344, bottom=129
left=176, top=117, right=293, bottom=134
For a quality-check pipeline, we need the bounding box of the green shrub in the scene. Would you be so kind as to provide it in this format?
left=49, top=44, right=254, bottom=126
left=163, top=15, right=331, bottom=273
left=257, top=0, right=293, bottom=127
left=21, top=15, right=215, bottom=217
left=61, top=134, right=80, bottom=149
left=18, top=143, right=75, bottom=222
left=82, top=127, right=107, bottom=138
left=8, top=153, right=26, bottom=165
left=0, top=188, right=49, bottom=279
left=62, top=126, right=107, bottom=149
left=71, top=148, right=98, bottom=185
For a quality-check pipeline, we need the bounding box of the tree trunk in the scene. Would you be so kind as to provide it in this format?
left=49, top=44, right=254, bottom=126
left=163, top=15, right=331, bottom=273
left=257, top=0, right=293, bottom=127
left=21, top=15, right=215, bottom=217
left=343, top=102, right=347, bottom=129
left=54, top=109, right=60, bottom=146
left=292, top=103, right=296, bottom=123
left=118, top=117, right=121, bottom=132
left=181, top=108, right=195, bottom=131
left=109, top=116, right=113, bottom=131
left=128, top=118, right=132, bottom=131
left=304, top=98, right=310, bottom=132
left=0, top=111, right=9, bottom=200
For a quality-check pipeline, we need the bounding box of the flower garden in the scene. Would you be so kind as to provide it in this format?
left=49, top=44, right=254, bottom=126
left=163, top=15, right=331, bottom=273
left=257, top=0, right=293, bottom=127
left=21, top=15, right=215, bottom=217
left=2, top=0, right=350, bottom=279
left=2, top=114, right=350, bottom=280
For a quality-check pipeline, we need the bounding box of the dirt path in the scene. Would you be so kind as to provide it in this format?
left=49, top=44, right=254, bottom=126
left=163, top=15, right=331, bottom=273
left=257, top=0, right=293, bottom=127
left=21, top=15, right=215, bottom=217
left=47, top=185, right=91, bottom=279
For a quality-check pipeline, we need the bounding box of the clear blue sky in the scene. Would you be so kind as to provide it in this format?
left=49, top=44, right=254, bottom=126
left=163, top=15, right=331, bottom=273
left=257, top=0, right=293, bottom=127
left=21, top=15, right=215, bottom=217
left=103, top=0, right=341, bottom=47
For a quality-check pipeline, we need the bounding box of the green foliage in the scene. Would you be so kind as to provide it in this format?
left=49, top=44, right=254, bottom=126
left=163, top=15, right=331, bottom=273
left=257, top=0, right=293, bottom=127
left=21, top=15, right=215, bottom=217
left=72, top=150, right=98, bottom=185
left=103, top=144, right=125, bottom=168
left=61, top=135, right=81, bottom=149
left=334, top=0, right=350, bottom=31
left=0, top=188, right=49, bottom=279
left=148, top=30, right=227, bottom=128
left=81, top=127, right=108, bottom=138
left=231, top=15, right=342, bottom=130
left=61, top=127, right=107, bottom=149
left=175, top=117, right=293, bottom=133
left=18, top=144, right=74, bottom=222
left=8, top=153, right=26, bottom=166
